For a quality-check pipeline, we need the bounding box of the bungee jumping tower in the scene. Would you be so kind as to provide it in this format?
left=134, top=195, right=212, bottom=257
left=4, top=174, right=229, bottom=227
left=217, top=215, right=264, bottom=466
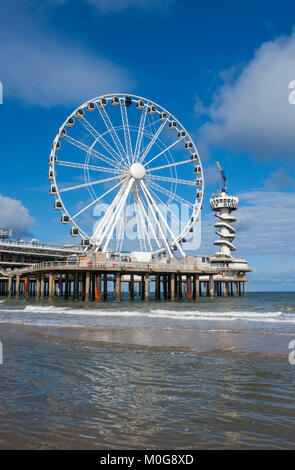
left=209, top=162, right=249, bottom=274
left=210, top=161, right=238, bottom=258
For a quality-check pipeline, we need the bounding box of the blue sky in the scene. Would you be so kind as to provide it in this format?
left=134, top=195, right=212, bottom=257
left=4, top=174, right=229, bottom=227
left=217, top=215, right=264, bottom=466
left=0, top=0, right=295, bottom=291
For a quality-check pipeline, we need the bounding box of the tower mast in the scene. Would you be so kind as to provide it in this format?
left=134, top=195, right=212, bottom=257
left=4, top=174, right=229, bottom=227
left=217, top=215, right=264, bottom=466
left=210, top=162, right=238, bottom=258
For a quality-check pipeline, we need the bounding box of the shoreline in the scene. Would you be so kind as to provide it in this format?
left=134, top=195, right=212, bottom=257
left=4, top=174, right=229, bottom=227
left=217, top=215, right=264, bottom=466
left=1, top=322, right=291, bottom=358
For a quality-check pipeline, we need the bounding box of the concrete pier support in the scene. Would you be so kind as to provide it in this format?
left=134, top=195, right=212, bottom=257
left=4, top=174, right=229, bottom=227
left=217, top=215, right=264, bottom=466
left=178, top=275, right=182, bottom=299
left=48, top=273, right=53, bottom=299
left=224, top=281, right=228, bottom=296
left=144, top=273, right=150, bottom=301
left=64, top=274, right=69, bottom=300
left=167, top=274, right=171, bottom=300
left=163, top=275, right=168, bottom=300
left=130, top=274, right=134, bottom=300
left=103, top=273, right=107, bottom=301
left=234, top=281, right=238, bottom=296
left=8, top=277, right=12, bottom=297
left=73, top=272, right=79, bottom=300
left=40, top=274, right=45, bottom=298
left=85, top=272, right=90, bottom=301
left=15, top=275, right=20, bottom=298
left=193, top=274, right=199, bottom=300
left=95, top=274, right=101, bottom=301
left=36, top=275, right=41, bottom=297
left=209, top=275, right=214, bottom=298
left=155, top=274, right=160, bottom=300
left=140, top=275, right=145, bottom=300
left=243, top=281, right=246, bottom=296
left=186, top=275, right=192, bottom=300
left=170, top=274, right=175, bottom=301
left=115, top=273, right=121, bottom=302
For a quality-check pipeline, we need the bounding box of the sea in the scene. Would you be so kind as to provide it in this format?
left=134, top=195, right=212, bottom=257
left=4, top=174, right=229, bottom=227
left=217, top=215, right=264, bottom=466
left=0, top=292, right=294, bottom=449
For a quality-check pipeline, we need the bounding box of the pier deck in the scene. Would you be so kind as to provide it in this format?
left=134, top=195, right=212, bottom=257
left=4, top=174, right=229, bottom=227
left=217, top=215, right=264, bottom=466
left=0, top=260, right=248, bottom=300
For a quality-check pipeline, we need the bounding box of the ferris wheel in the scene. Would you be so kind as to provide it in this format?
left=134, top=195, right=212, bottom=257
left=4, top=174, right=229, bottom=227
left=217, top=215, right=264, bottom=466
left=48, top=93, right=204, bottom=258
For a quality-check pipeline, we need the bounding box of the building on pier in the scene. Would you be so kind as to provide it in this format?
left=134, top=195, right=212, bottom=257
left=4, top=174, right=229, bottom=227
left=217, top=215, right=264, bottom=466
left=0, top=235, right=84, bottom=268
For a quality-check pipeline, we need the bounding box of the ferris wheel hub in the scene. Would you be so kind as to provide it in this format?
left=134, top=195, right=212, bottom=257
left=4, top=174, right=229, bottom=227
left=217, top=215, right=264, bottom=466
left=130, top=163, right=146, bottom=180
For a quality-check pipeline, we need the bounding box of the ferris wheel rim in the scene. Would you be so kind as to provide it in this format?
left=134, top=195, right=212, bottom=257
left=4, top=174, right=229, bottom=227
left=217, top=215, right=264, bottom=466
left=49, top=93, right=205, bottom=256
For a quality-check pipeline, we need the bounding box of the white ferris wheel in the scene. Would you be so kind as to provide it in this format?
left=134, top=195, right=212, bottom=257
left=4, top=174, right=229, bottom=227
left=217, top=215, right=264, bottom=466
left=48, top=94, right=204, bottom=258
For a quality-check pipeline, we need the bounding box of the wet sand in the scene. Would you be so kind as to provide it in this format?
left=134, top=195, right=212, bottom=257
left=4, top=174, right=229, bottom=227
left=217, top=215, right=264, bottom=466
left=1, top=322, right=291, bottom=357
left=1, top=321, right=295, bottom=449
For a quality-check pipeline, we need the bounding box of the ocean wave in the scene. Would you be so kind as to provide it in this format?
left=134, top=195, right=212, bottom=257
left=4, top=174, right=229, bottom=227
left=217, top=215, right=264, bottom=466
left=0, top=304, right=294, bottom=324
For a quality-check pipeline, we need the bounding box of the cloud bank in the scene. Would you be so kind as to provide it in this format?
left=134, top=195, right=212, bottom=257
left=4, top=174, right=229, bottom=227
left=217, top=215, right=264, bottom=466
left=197, top=30, right=295, bottom=161
left=84, top=0, right=174, bottom=13
left=0, top=1, right=132, bottom=107
left=0, top=194, right=35, bottom=238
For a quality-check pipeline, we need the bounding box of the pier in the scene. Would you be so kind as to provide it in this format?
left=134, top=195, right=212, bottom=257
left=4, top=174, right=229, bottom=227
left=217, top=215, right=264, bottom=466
left=0, top=260, right=248, bottom=301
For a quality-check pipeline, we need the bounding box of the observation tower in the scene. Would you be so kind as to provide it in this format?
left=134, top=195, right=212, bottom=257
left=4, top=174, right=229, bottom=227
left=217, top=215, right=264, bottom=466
left=210, top=162, right=238, bottom=259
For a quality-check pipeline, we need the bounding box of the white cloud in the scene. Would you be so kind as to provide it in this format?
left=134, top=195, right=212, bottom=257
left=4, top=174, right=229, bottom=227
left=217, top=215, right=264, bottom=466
left=0, top=1, right=132, bottom=107
left=84, top=0, right=174, bottom=13
left=0, top=194, right=35, bottom=238
left=197, top=190, right=295, bottom=257
left=236, top=191, right=295, bottom=255
left=264, top=167, right=295, bottom=190
left=1, top=38, right=131, bottom=107
left=204, top=164, right=220, bottom=186
left=197, top=30, right=295, bottom=161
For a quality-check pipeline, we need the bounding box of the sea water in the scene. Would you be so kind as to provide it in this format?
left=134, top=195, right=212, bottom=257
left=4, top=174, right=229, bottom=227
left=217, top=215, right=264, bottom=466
left=0, top=292, right=294, bottom=449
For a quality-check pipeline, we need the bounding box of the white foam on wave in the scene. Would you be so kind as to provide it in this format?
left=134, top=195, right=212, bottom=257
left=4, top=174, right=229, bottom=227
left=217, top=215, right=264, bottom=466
left=24, top=305, right=70, bottom=313
left=0, top=304, right=294, bottom=324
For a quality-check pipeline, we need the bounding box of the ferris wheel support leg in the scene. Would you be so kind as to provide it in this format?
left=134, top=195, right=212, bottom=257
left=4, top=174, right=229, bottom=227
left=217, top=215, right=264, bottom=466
left=141, top=181, right=185, bottom=257
left=137, top=192, right=162, bottom=250
left=102, top=178, right=134, bottom=252
left=133, top=187, right=153, bottom=252
left=140, top=182, right=173, bottom=257
left=93, top=181, right=128, bottom=246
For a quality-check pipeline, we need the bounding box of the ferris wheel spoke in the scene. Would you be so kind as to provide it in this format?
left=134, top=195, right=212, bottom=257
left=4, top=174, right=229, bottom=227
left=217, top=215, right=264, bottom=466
left=143, top=139, right=181, bottom=167
left=115, top=191, right=131, bottom=253
left=136, top=190, right=162, bottom=250
left=147, top=184, right=187, bottom=232
left=139, top=120, right=167, bottom=164
left=97, top=105, right=128, bottom=164
left=55, top=160, right=117, bottom=175
left=134, top=106, right=148, bottom=163
left=92, top=180, right=129, bottom=244
left=133, top=186, right=150, bottom=252
left=140, top=181, right=185, bottom=257
left=59, top=175, right=121, bottom=193
left=78, top=116, right=124, bottom=168
left=146, top=158, right=195, bottom=173
left=132, top=189, right=144, bottom=252
left=101, top=178, right=134, bottom=252
left=72, top=179, right=126, bottom=220
left=120, top=100, right=133, bottom=165
left=147, top=174, right=196, bottom=186
left=148, top=180, right=195, bottom=210
left=139, top=181, right=173, bottom=257
left=62, top=134, right=118, bottom=168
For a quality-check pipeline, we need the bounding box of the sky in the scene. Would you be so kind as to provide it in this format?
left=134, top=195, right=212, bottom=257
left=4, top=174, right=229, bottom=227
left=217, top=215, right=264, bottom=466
left=0, top=0, right=295, bottom=291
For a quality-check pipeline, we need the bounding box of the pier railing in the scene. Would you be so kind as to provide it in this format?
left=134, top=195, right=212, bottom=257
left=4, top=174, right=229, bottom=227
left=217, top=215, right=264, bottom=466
left=5, top=260, right=247, bottom=276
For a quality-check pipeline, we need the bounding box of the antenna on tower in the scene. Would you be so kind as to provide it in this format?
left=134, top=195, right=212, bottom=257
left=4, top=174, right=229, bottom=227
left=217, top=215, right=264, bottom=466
left=216, top=161, right=227, bottom=192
